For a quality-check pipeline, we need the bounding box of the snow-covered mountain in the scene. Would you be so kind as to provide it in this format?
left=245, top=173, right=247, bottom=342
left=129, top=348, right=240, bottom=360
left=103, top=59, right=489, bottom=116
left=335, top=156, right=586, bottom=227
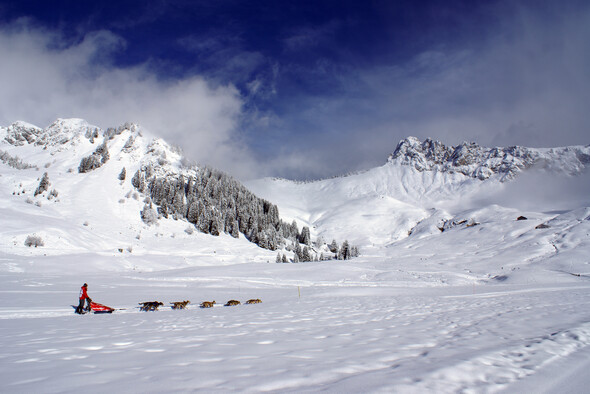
left=0, top=118, right=298, bottom=268
left=247, top=137, right=590, bottom=248
left=2, top=119, right=590, bottom=393
left=2, top=119, right=589, bottom=266
left=389, top=136, right=590, bottom=181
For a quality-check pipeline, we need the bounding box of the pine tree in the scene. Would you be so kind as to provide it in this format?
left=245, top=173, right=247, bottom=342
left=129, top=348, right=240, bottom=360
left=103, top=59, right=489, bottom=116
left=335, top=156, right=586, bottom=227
left=158, top=202, right=169, bottom=218
left=257, top=231, right=269, bottom=249
left=282, top=254, right=288, bottom=263
left=209, top=216, right=221, bottom=236
left=290, top=220, right=299, bottom=239
left=338, top=240, right=350, bottom=260
left=300, top=226, right=311, bottom=245
left=293, top=253, right=299, bottom=263
left=123, top=136, right=134, bottom=150
left=131, top=170, right=146, bottom=192
left=315, top=235, right=324, bottom=248
left=118, top=167, right=126, bottom=181
left=172, top=189, right=186, bottom=215
left=79, top=141, right=109, bottom=173
left=196, top=207, right=210, bottom=234
left=141, top=202, right=158, bottom=225
left=329, top=239, right=339, bottom=253
left=34, top=172, right=50, bottom=196
left=230, top=219, right=239, bottom=238
left=302, top=246, right=312, bottom=262
left=187, top=201, right=199, bottom=223
left=276, top=253, right=282, bottom=263
left=266, top=227, right=279, bottom=250
left=294, top=241, right=302, bottom=261
left=249, top=226, right=259, bottom=244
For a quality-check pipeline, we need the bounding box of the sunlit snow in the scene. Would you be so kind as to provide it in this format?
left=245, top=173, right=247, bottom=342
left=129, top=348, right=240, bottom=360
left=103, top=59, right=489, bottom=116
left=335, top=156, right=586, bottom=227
left=1, top=119, right=589, bottom=393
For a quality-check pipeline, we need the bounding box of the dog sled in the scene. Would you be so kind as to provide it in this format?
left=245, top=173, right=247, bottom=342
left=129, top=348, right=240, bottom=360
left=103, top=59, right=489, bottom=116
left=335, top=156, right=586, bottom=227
left=90, top=301, right=115, bottom=314
left=73, top=301, right=115, bottom=314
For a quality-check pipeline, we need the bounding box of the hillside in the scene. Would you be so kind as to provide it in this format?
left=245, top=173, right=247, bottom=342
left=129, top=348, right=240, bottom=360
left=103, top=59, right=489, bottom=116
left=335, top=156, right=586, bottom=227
left=246, top=137, right=590, bottom=250
left=0, top=118, right=333, bottom=269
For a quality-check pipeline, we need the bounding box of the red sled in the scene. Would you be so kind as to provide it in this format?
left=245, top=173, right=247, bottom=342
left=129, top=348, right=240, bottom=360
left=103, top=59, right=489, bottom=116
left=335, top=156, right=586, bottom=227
left=90, top=301, right=115, bottom=314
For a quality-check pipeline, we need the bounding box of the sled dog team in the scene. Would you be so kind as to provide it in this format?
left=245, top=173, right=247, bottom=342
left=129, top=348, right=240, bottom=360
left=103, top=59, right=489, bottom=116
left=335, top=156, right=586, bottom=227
left=203, top=299, right=262, bottom=307
left=77, top=284, right=261, bottom=313
left=138, top=299, right=262, bottom=311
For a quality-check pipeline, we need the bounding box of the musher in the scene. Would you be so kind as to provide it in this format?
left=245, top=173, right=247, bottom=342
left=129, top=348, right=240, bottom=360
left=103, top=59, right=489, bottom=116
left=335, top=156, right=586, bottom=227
left=76, top=283, right=91, bottom=314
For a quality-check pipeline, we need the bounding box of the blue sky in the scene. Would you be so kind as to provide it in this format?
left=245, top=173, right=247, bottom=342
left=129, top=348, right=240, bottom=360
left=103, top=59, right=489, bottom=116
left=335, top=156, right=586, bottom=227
left=0, top=1, right=588, bottom=179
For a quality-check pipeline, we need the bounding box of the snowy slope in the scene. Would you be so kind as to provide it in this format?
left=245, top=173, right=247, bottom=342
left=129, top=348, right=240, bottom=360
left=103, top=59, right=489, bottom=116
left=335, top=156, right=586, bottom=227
left=245, top=165, right=481, bottom=247
left=0, top=119, right=279, bottom=269
left=1, top=120, right=590, bottom=393
left=246, top=137, right=590, bottom=251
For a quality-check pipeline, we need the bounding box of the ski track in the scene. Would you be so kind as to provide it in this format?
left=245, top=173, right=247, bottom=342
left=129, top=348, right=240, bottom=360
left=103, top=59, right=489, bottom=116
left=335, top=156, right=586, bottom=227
left=1, top=275, right=589, bottom=393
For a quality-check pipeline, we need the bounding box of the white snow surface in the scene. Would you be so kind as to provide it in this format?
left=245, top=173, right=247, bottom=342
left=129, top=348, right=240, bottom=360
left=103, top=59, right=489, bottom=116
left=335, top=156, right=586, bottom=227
left=1, top=119, right=590, bottom=393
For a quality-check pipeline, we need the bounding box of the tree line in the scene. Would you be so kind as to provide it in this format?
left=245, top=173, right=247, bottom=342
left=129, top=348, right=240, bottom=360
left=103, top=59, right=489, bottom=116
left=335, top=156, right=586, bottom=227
left=130, top=164, right=359, bottom=260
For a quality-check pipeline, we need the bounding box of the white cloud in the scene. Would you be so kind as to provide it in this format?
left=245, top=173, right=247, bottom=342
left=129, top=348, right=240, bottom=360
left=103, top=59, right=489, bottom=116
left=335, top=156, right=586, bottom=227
left=0, top=21, right=258, bottom=179
left=361, top=3, right=590, bottom=149
left=467, top=168, right=590, bottom=212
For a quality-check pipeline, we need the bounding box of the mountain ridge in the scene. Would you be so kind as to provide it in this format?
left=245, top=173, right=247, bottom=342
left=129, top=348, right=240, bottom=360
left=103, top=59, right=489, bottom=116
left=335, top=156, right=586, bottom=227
left=1, top=118, right=589, bottom=263
left=4, top=119, right=589, bottom=184
left=389, top=136, right=590, bottom=181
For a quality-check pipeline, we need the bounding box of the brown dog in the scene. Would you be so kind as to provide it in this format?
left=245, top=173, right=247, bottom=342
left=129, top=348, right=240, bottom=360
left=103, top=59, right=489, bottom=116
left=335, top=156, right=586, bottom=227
left=171, top=300, right=190, bottom=310
left=245, top=299, right=262, bottom=304
left=200, top=301, right=216, bottom=308
left=224, top=300, right=241, bottom=306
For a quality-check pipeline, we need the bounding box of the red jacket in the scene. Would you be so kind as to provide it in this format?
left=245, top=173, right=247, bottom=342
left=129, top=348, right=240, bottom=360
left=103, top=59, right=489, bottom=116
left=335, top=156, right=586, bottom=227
left=79, top=286, right=88, bottom=300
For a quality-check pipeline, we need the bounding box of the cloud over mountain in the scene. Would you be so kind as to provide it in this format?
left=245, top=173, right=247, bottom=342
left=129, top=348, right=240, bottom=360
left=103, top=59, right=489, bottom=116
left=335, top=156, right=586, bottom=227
left=0, top=20, right=257, bottom=179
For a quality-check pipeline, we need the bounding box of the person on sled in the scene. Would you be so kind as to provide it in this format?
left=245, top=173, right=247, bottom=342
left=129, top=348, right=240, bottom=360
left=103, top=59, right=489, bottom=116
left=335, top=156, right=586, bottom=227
left=76, top=283, right=92, bottom=314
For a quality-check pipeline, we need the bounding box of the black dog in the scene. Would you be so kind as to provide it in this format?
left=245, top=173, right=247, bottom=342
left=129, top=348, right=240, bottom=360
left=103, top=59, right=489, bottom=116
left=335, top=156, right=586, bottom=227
left=139, top=301, right=164, bottom=311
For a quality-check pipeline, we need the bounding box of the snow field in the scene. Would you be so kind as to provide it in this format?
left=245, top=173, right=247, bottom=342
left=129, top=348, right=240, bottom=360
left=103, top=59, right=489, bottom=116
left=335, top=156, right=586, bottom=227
left=1, top=267, right=590, bottom=393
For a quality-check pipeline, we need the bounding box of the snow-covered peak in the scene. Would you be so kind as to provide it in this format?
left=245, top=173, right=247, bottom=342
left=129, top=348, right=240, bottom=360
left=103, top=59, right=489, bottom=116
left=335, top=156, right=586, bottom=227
left=2, top=118, right=103, bottom=149
left=0, top=117, right=188, bottom=174
left=45, top=118, right=97, bottom=135
left=388, top=137, right=590, bottom=181
left=143, top=137, right=185, bottom=171
left=9, top=120, right=40, bottom=131
left=2, top=121, right=44, bottom=146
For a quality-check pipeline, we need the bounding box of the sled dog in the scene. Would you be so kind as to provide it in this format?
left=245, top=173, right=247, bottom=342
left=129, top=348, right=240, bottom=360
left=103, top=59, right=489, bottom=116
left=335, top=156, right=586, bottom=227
left=139, top=301, right=164, bottom=311
left=245, top=299, right=262, bottom=304
left=171, top=300, right=190, bottom=310
left=225, top=300, right=241, bottom=306
left=200, top=301, right=216, bottom=308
